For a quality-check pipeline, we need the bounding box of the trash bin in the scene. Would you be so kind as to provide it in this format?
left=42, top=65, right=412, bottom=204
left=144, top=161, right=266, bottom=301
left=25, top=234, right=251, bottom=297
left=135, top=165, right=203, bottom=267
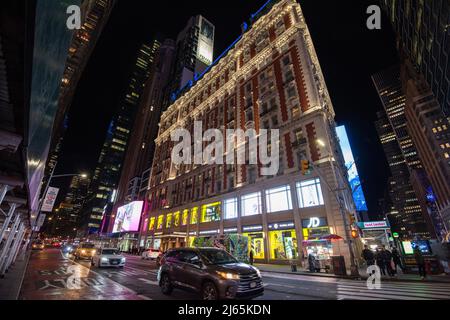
left=290, top=263, right=297, bottom=272
left=331, top=256, right=347, bottom=276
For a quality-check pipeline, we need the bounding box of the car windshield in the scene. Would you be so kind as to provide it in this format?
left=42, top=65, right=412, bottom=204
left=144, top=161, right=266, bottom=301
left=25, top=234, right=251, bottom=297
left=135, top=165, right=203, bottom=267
left=81, top=243, right=95, bottom=249
left=200, top=249, right=238, bottom=265
left=102, top=249, right=120, bottom=255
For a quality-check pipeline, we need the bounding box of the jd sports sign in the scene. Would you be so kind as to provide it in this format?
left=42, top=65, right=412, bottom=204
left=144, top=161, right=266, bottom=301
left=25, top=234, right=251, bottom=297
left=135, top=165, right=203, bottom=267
left=301, top=217, right=327, bottom=229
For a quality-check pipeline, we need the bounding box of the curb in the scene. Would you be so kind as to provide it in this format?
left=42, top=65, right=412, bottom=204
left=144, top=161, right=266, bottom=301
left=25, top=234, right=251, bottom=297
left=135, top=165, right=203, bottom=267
left=259, top=269, right=450, bottom=284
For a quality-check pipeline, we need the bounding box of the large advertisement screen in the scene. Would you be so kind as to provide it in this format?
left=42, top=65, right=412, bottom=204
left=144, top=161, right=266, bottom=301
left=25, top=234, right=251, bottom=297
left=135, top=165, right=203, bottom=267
left=336, top=126, right=368, bottom=212
left=113, top=201, right=144, bottom=233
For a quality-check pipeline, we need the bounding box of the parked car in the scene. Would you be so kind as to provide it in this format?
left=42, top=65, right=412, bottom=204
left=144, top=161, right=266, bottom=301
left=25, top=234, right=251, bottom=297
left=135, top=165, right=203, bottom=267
left=91, top=248, right=126, bottom=268
left=141, top=248, right=162, bottom=261
left=32, top=241, right=45, bottom=250
left=157, top=247, right=264, bottom=300
left=73, top=242, right=97, bottom=260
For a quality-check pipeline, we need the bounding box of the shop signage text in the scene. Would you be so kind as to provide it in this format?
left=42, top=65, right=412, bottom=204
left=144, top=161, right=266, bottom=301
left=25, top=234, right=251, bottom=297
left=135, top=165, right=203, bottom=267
left=301, top=217, right=327, bottom=229
left=359, top=221, right=388, bottom=229
left=268, top=222, right=295, bottom=230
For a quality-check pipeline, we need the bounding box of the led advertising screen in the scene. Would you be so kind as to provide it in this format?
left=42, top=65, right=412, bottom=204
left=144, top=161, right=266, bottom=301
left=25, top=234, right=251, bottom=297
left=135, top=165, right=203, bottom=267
left=336, top=126, right=368, bottom=212
left=112, top=201, right=144, bottom=233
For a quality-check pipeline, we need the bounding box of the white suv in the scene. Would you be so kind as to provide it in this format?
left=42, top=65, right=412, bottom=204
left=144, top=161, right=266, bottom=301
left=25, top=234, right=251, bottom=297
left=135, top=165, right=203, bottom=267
left=91, top=248, right=126, bottom=268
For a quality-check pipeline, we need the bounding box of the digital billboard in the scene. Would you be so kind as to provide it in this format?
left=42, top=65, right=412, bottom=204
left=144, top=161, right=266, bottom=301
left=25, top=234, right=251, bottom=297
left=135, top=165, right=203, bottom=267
left=336, top=126, right=368, bottom=212
left=112, top=201, right=144, bottom=233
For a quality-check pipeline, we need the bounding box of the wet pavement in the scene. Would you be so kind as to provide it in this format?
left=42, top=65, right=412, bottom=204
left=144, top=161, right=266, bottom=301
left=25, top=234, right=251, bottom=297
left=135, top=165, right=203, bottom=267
left=17, top=249, right=450, bottom=300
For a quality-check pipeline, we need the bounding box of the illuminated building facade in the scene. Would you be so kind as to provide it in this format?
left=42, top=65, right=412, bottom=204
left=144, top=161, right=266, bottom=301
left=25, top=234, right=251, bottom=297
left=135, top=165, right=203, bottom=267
left=142, top=0, right=358, bottom=267
left=81, top=41, right=159, bottom=234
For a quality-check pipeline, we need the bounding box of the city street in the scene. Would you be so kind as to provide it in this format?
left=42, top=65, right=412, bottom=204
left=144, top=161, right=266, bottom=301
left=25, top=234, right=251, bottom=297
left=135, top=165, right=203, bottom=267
left=18, top=249, right=450, bottom=300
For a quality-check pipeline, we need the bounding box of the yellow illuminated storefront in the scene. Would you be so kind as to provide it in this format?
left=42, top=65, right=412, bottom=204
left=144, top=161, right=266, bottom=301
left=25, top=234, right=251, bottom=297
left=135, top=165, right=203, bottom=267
left=166, top=213, right=173, bottom=228
left=190, top=207, right=198, bottom=225
left=182, top=209, right=189, bottom=226
left=243, top=228, right=265, bottom=260
left=201, top=202, right=221, bottom=223
left=268, top=230, right=298, bottom=260
left=157, top=215, right=164, bottom=229
left=173, top=211, right=180, bottom=227
left=148, top=217, right=155, bottom=231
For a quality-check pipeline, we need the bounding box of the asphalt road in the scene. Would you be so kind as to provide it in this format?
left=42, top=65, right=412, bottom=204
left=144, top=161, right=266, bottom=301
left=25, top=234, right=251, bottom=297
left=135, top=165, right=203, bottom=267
left=18, top=249, right=450, bottom=300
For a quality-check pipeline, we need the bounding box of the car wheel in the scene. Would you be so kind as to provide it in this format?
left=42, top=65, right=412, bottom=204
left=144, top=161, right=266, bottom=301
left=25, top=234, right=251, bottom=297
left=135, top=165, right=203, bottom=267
left=202, top=282, right=218, bottom=300
left=160, top=273, right=173, bottom=295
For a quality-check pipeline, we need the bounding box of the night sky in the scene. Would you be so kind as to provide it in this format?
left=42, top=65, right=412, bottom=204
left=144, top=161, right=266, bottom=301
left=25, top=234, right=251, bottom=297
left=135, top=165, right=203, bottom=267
left=54, top=0, right=399, bottom=220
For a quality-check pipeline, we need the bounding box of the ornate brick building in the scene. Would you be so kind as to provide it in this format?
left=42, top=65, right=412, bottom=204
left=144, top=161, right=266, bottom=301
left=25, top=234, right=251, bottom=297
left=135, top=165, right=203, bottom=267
left=142, top=0, right=358, bottom=267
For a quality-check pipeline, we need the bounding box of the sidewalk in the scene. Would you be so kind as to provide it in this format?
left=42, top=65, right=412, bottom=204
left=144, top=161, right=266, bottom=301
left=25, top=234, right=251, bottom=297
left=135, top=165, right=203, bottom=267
left=0, top=250, right=31, bottom=300
left=255, top=263, right=450, bottom=283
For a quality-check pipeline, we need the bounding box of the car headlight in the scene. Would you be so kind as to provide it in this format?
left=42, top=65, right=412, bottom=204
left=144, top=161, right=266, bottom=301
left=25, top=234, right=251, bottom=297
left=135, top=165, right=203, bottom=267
left=92, top=250, right=96, bottom=255
left=101, top=257, right=108, bottom=262
left=121, top=258, right=126, bottom=263
left=81, top=250, right=86, bottom=254
left=216, top=271, right=240, bottom=280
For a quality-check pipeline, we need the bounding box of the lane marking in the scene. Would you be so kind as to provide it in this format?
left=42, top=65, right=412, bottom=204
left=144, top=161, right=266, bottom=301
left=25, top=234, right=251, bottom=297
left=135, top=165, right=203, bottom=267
left=138, top=278, right=159, bottom=286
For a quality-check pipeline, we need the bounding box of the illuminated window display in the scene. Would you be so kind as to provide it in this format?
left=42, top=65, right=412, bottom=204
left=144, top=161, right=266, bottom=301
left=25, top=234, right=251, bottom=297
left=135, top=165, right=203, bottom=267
left=148, top=217, right=155, bottom=231
left=201, top=202, right=221, bottom=223
left=157, top=215, right=164, bottom=229
left=243, top=232, right=265, bottom=259
left=166, top=213, right=173, bottom=228
left=190, top=207, right=198, bottom=225
left=241, top=192, right=262, bottom=216
left=173, top=211, right=180, bottom=227
left=269, top=230, right=298, bottom=260
left=224, top=198, right=238, bottom=219
left=265, top=185, right=293, bottom=213
left=182, top=209, right=189, bottom=226
left=296, top=178, right=324, bottom=208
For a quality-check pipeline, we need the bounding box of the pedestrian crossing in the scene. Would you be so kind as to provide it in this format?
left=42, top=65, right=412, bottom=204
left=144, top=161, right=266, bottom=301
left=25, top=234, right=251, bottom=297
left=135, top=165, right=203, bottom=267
left=337, top=280, right=450, bottom=300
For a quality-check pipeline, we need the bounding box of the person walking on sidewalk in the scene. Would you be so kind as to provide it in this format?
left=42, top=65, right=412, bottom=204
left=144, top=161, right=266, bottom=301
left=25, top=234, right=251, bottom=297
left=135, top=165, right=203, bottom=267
left=391, top=247, right=402, bottom=274
left=249, top=249, right=254, bottom=265
left=382, top=245, right=394, bottom=277
left=362, top=245, right=375, bottom=266
left=414, top=247, right=427, bottom=280
left=375, top=248, right=386, bottom=276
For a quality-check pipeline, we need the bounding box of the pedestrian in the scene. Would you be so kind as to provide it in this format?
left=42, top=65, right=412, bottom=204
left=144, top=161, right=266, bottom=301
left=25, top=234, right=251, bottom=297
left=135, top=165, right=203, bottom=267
left=391, top=247, right=402, bottom=274
left=361, top=245, right=375, bottom=266
left=308, top=253, right=316, bottom=273
left=414, top=247, right=426, bottom=280
left=382, top=245, right=394, bottom=277
left=249, top=249, right=254, bottom=265
left=375, top=248, right=386, bottom=276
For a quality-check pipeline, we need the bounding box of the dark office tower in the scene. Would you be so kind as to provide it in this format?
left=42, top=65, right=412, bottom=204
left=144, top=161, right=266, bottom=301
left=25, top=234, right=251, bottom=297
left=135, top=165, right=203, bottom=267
left=65, top=175, right=90, bottom=214
left=167, top=15, right=215, bottom=103
left=380, top=0, right=450, bottom=116
left=374, top=110, right=430, bottom=239
left=81, top=42, right=158, bottom=234
left=44, top=0, right=115, bottom=180
left=113, top=39, right=176, bottom=215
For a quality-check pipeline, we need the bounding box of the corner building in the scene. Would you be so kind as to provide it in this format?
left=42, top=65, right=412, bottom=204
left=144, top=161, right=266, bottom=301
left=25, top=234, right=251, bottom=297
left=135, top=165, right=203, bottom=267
left=143, top=0, right=357, bottom=268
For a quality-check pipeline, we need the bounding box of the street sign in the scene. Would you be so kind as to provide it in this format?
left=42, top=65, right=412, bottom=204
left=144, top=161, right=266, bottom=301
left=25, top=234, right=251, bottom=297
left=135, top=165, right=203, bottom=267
left=41, top=187, right=59, bottom=212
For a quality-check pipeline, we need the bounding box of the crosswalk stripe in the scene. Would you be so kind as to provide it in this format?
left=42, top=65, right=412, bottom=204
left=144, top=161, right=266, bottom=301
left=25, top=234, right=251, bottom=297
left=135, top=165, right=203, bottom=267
left=337, top=289, right=434, bottom=300
left=337, top=285, right=450, bottom=299
left=338, top=283, right=450, bottom=293
left=338, top=294, right=389, bottom=300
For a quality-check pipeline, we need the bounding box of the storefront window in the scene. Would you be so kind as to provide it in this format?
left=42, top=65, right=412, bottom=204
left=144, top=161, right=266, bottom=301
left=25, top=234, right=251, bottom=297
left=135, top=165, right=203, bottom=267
left=190, top=207, right=198, bottom=225
left=166, top=213, right=172, bottom=228
left=269, top=230, right=298, bottom=260
left=296, top=178, right=324, bottom=208
left=243, top=232, right=265, bottom=259
left=182, top=209, right=189, bottom=226
left=241, top=192, right=262, bottom=216
left=173, top=211, right=180, bottom=227
left=224, top=198, right=238, bottom=219
left=265, top=185, right=293, bottom=213
left=157, top=215, right=164, bottom=229
left=149, top=217, right=156, bottom=231
left=201, top=202, right=221, bottom=223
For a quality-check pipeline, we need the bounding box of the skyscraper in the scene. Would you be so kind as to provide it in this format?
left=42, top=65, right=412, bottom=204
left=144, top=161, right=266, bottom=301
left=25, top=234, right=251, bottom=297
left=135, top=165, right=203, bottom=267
left=380, top=0, right=450, bottom=116
left=167, top=15, right=215, bottom=104
left=81, top=41, right=159, bottom=234
left=374, top=110, right=429, bottom=239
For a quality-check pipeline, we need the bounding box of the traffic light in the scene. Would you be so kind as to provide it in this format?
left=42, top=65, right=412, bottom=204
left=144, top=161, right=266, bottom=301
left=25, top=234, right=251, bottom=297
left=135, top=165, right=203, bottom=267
left=301, top=160, right=310, bottom=175
left=351, top=229, right=359, bottom=239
